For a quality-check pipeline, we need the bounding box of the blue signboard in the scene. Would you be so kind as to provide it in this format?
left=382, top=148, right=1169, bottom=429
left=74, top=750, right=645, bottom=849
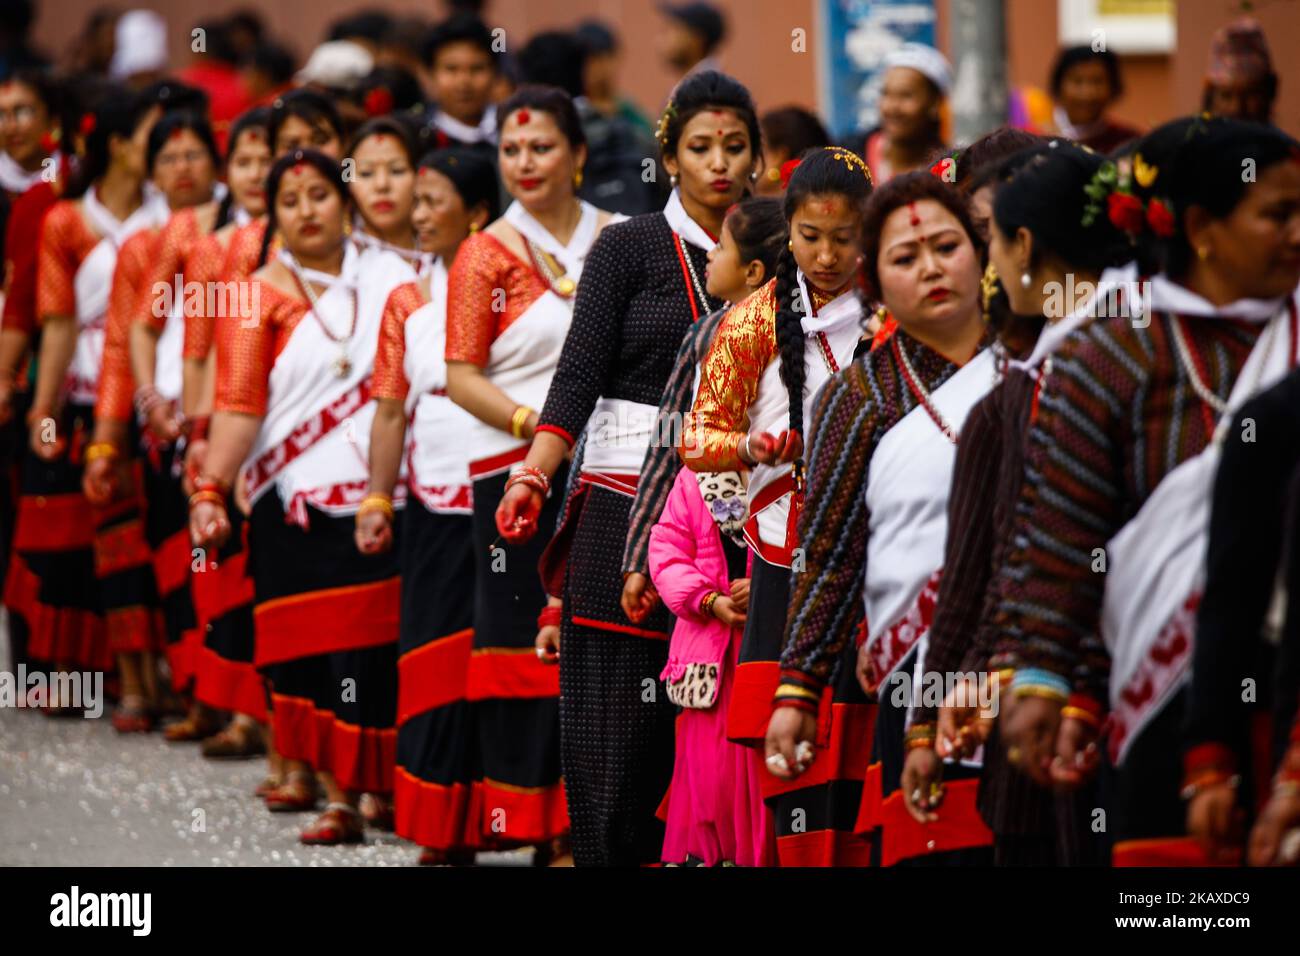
left=817, top=0, right=939, bottom=139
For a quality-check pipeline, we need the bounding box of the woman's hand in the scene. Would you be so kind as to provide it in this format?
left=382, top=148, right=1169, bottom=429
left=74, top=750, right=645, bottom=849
left=496, top=483, right=543, bottom=544
left=28, top=409, right=65, bottom=460
left=744, top=429, right=803, bottom=467
left=855, top=642, right=876, bottom=695
left=146, top=402, right=183, bottom=442
left=82, top=456, right=123, bottom=506
left=709, top=594, right=746, bottom=628
left=729, top=578, right=750, bottom=613
left=936, top=673, right=994, bottom=760
left=901, top=746, right=944, bottom=823
left=354, top=510, right=393, bottom=555
left=764, top=706, right=817, bottom=780
left=1247, top=786, right=1300, bottom=866
left=535, top=623, right=560, bottom=664
left=190, top=499, right=231, bottom=551
left=620, top=572, right=659, bottom=623
left=998, top=693, right=1061, bottom=787
left=1187, top=781, right=1245, bottom=865
left=1050, top=713, right=1102, bottom=789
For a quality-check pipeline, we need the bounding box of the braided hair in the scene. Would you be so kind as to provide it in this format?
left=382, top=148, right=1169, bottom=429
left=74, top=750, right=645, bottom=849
left=774, top=147, right=872, bottom=473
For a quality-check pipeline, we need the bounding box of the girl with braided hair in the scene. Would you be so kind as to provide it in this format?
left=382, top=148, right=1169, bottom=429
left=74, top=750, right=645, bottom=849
left=764, top=170, right=992, bottom=866
left=680, top=150, right=869, bottom=867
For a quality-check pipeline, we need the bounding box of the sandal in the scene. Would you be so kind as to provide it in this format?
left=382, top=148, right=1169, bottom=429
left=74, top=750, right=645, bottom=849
left=300, top=804, right=364, bottom=846
left=201, top=725, right=267, bottom=759
left=264, top=772, right=319, bottom=812
left=112, top=697, right=154, bottom=734
left=163, top=715, right=222, bottom=742
left=254, top=775, right=283, bottom=799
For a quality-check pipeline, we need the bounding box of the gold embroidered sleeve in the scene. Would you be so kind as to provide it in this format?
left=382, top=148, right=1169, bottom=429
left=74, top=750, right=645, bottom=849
left=139, top=209, right=200, bottom=332
left=36, top=202, right=86, bottom=323
left=182, top=232, right=225, bottom=359
left=682, top=280, right=778, bottom=471
left=215, top=278, right=298, bottom=417
left=96, top=229, right=157, bottom=422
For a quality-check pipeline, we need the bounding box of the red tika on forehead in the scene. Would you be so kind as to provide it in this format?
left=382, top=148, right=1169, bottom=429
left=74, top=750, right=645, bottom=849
left=907, top=201, right=921, bottom=227
left=169, top=127, right=184, bottom=140
left=516, top=108, right=531, bottom=125
left=292, top=162, right=307, bottom=175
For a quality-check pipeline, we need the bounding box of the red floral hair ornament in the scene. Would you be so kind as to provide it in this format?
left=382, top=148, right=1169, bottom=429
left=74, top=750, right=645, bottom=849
left=779, top=158, right=801, bottom=190
left=1145, top=198, right=1176, bottom=239
left=40, top=128, right=61, bottom=152
left=79, top=112, right=96, bottom=138
left=363, top=87, right=394, bottom=117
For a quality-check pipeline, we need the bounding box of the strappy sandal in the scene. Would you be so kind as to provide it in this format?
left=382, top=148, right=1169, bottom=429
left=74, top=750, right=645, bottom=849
left=163, top=714, right=222, bottom=742
left=417, top=847, right=476, bottom=866
left=264, top=771, right=318, bottom=812
left=254, top=775, right=283, bottom=799
left=300, top=803, right=364, bottom=846
left=111, top=697, right=154, bottom=734
left=201, top=724, right=267, bottom=759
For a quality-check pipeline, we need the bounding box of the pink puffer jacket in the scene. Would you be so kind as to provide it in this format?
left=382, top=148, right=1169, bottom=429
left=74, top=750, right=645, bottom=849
left=648, top=467, right=747, bottom=683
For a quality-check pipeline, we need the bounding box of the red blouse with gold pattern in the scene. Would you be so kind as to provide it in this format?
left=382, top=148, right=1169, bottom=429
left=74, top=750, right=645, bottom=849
left=444, top=230, right=548, bottom=368
left=214, top=277, right=308, bottom=417
left=95, top=228, right=159, bottom=423
left=36, top=200, right=99, bottom=323
left=140, top=207, right=204, bottom=333
left=222, top=219, right=273, bottom=281
left=372, top=281, right=426, bottom=403
left=687, top=278, right=843, bottom=471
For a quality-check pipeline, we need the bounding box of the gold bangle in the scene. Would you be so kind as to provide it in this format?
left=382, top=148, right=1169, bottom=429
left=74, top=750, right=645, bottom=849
left=85, top=441, right=119, bottom=463
left=357, top=494, right=394, bottom=521
left=188, top=489, right=226, bottom=510
left=1012, top=684, right=1069, bottom=705
left=510, top=405, right=535, bottom=439
left=774, top=683, right=820, bottom=701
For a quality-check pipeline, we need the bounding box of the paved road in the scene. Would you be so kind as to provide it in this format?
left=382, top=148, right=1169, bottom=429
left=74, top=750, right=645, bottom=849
left=0, top=616, right=530, bottom=867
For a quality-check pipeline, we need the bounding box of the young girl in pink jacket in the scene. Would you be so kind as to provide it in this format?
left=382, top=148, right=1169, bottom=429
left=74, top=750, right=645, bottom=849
left=648, top=199, right=784, bottom=866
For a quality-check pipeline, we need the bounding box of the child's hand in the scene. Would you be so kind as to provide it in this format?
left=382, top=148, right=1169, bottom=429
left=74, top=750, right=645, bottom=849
left=729, top=578, right=750, bottom=613
left=711, top=594, right=746, bottom=628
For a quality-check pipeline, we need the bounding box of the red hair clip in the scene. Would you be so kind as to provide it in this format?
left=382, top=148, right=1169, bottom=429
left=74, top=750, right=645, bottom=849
left=364, top=87, right=394, bottom=117
left=779, top=158, right=801, bottom=190
left=79, top=112, right=96, bottom=138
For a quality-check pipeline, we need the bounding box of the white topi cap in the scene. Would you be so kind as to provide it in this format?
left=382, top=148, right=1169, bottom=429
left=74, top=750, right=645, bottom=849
left=294, top=41, right=375, bottom=91
left=109, top=10, right=169, bottom=80
left=883, top=42, right=952, bottom=97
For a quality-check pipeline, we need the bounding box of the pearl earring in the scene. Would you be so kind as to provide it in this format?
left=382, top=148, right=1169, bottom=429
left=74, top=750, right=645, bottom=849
left=670, top=173, right=679, bottom=186
left=1020, top=271, right=1032, bottom=289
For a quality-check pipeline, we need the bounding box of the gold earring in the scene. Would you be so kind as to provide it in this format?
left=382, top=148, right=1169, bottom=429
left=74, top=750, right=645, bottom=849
left=574, top=167, right=584, bottom=189
left=787, top=239, right=794, bottom=251
left=469, top=221, right=479, bottom=233
left=1198, top=245, right=1210, bottom=260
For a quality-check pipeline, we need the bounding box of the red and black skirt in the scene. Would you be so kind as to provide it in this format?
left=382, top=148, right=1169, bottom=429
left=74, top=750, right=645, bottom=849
left=463, top=459, right=569, bottom=847
left=8, top=401, right=110, bottom=671
left=191, top=506, right=264, bottom=721
left=554, top=476, right=676, bottom=867
left=726, top=552, right=786, bottom=747
left=249, top=492, right=400, bottom=794
left=141, top=439, right=200, bottom=689
left=393, top=497, right=477, bottom=851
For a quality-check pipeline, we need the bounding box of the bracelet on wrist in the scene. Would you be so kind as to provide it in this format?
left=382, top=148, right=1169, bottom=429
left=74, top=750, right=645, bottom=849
left=1180, top=771, right=1239, bottom=801
left=356, top=493, right=394, bottom=522
left=84, top=441, right=119, bottom=463
left=188, top=489, right=227, bottom=511
left=509, top=405, right=535, bottom=439
left=700, top=591, right=720, bottom=616
left=134, top=383, right=165, bottom=419
left=192, top=474, right=229, bottom=496
left=188, top=415, right=210, bottom=443
left=505, top=464, right=551, bottom=498
left=537, top=605, right=562, bottom=630
left=905, top=723, right=937, bottom=751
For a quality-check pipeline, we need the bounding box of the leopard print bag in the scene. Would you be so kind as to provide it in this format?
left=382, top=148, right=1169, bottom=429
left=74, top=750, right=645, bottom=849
left=666, top=662, right=720, bottom=710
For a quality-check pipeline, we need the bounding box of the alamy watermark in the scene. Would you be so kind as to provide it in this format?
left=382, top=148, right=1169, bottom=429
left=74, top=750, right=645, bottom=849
left=0, top=665, right=104, bottom=718
left=152, top=274, right=260, bottom=328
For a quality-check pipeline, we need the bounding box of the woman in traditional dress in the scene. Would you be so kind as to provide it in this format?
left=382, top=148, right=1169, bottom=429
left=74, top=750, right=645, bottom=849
left=190, top=148, right=413, bottom=845
left=98, top=110, right=225, bottom=739
left=989, top=116, right=1300, bottom=866
left=493, top=72, right=759, bottom=866
left=905, top=142, right=1133, bottom=865
left=764, top=170, right=994, bottom=867
left=446, top=84, right=620, bottom=862
left=22, top=87, right=167, bottom=716
left=346, top=116, right=430, bottom=278
left=642, top=196, right=786, bottom=867
left=170, top=107, right=274, bottom=758
left=356, top=147, right=498, bottom=865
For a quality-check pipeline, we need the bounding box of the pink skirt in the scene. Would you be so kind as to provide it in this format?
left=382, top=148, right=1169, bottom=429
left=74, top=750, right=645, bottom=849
left=661, top=627, right=775, bottom=866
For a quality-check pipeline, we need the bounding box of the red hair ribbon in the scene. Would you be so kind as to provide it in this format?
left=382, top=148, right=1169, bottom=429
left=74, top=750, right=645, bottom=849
left=779, top=158, right=801, bottom=190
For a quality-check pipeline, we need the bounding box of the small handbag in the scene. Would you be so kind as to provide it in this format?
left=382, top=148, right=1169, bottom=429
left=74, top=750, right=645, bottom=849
left=665, top=662, right=720, bottom=710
